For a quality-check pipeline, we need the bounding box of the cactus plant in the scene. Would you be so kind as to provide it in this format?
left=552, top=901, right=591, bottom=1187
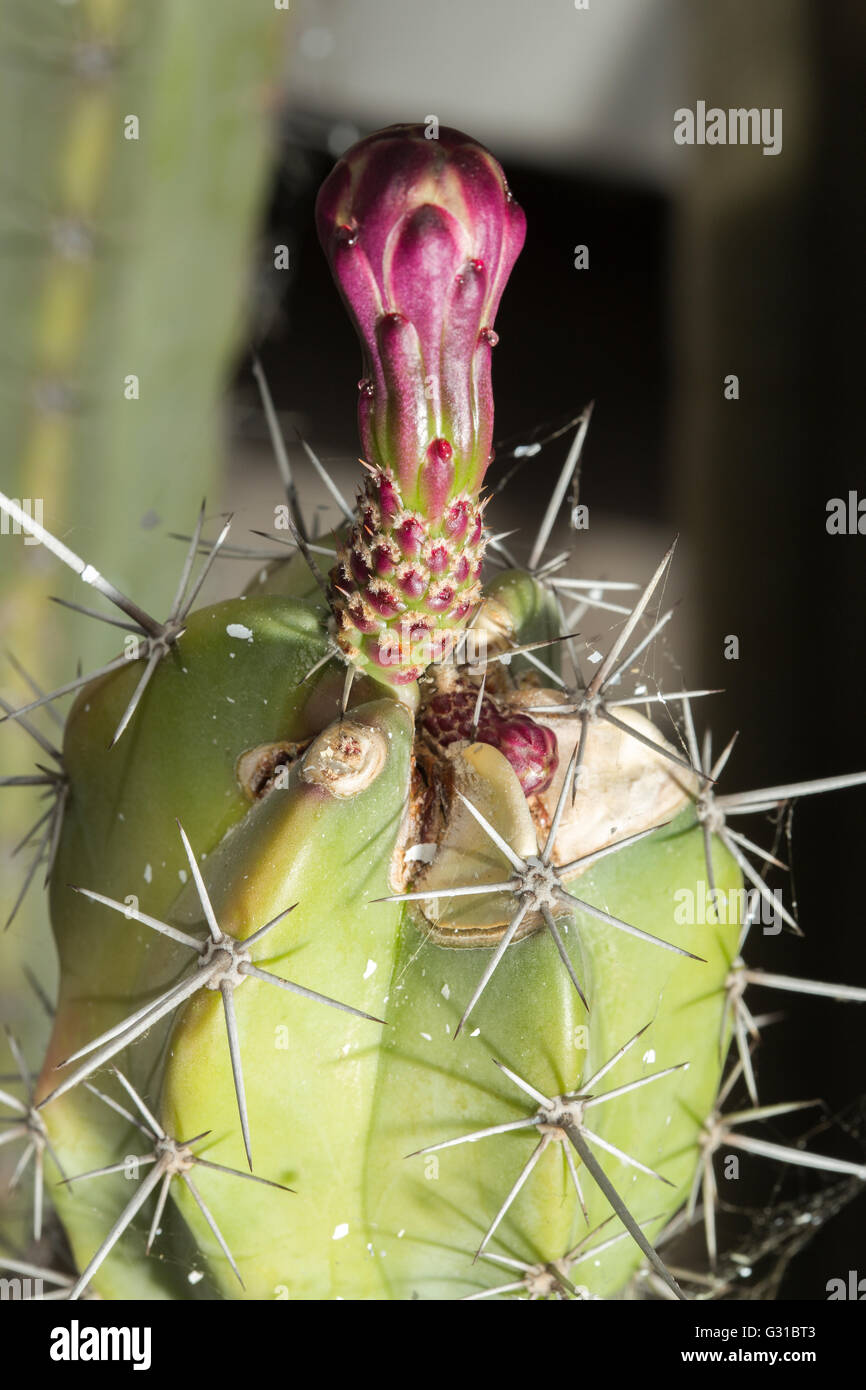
left=2, top=122, right=866, bottom=1303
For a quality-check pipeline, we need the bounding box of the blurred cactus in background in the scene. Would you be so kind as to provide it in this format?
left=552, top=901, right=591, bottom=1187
left=0, top=0, right=288, bottom=1135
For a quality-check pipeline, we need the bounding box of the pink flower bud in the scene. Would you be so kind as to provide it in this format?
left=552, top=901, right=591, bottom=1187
left=316, top=125, right=525, bottom=510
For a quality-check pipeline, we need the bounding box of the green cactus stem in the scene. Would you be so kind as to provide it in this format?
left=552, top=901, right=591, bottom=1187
left=1, top=121, right=865, bottom=1304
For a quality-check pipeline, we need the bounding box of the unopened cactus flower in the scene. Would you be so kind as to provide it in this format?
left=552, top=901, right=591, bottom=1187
left=317, top=124, right=525, bottom=684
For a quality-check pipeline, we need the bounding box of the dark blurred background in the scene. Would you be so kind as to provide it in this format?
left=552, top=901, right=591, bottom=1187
left=228, top=0, right=866, bottom=1298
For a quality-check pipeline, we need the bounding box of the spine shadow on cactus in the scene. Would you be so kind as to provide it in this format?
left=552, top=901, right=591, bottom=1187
left=1, top=122, right=866, bottom=1302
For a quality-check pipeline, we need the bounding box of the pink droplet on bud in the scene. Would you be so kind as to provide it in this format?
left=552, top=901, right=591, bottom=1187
left=357, top=378, right=374, bottom=397
left=431, top=437, right=453, bottom=462
left=479, top=327, right=499, bottom=347
left=335, top=222, right=359, bottom=247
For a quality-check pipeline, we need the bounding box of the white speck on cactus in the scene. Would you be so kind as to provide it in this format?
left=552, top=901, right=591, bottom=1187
left=188, top=1270, right=203, bottom=1284
left=588, top=649, right=603, bottom=664
left=470, top=1028, right=480, bottom=1037
left=143, top=863, right=152, bottom=883
left=642, top=1049, right=656, bottom=1064
left=363, top=959, right=377, bottom=979
left=178, top=869, right=187, bottom=883
left=420, top=1032, right=432, bottom=1041
left=332, top=1223, right=349, bottom=1240
left=226, top=623, right=253, bottom=642
left=405, top=842, right=437, bottom=864
left=441, top=983, right=450, bottom=1000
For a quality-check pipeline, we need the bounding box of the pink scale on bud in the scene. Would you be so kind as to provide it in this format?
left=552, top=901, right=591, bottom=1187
left=444, top=499, right=469, bottom=540
left=372, top=543, right=397, bottom=575
left=427, top=584, right=455, bottom=614
left=453, top=555, right=470, bottom=584
left=395, top=516, right=426, bottom=557
left=367, top=584, right=403, bottom=619
left=370, top=638, right=399, bottom=669
left=348, top=599, right=378, bottom=635
left=333, top=562, right=353, bottom=592
left=391, top=665, right=422, bottom=686
left=419, top=437, right=454, bottom=521
left=350, top=549, right=371, bottom=585
left=427, top=542, right=450, bottom=575
left=398, top=567, right=427, bottom=600
left=376, top=474, right=400, bottom=525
